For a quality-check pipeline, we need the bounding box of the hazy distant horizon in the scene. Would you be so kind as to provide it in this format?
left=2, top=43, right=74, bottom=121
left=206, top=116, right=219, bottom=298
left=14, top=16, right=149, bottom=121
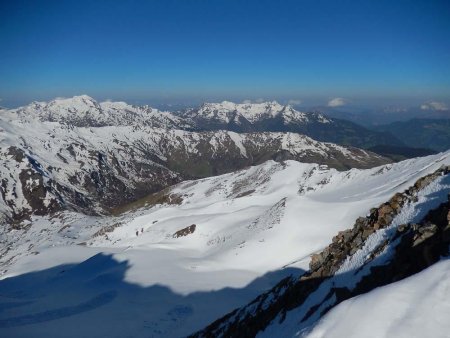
left=1, top=93, right=448, bottom=116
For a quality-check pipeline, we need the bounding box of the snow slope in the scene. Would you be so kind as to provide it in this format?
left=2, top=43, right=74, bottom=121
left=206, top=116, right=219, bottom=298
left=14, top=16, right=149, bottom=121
left=0, top=152, right=449, bottom=337
left=305, top=258, right=450, bottom=338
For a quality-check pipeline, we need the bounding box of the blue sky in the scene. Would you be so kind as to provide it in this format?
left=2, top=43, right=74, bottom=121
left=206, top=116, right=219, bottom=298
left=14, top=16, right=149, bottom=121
left=0, top=0, right=449, bottom=108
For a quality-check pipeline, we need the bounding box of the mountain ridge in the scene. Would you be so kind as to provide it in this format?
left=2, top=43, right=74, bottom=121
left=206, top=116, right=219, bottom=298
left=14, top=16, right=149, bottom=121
left=3, top=96, right=405, bottom=149
left=0, top=112, right=389, bottom=223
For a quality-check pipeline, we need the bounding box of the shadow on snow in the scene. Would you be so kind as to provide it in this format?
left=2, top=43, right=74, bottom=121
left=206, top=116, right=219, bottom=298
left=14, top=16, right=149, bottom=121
left=0, top=253, right=304, bottom=337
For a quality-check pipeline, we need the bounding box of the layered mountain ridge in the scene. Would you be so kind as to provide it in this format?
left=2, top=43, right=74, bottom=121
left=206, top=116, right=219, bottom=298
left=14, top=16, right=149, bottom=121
left=3, top=95, right=403, bottom=148
left=0, top=96, right=390, bottom=223
left=183, top=100, right=403, bottom=148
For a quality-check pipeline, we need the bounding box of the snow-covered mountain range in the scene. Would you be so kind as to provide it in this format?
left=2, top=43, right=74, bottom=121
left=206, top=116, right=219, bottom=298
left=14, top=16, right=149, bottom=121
left=183, top=100, right=404, bottom=148
left=183, top=100, right=323, bottom=125
left=4, top=95, right=403, bottom=148
left=0, top=96, right=389, bottom=223
left=0, top=96, right=330, bottom=128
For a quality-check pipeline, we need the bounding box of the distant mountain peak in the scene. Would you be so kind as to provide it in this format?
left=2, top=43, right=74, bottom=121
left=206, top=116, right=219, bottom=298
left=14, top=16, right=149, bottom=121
left=48, top=95, right=100, bottom=111
left=192, top=100, right=297, bottom=124
left=4, top=95, right=184, bottom=128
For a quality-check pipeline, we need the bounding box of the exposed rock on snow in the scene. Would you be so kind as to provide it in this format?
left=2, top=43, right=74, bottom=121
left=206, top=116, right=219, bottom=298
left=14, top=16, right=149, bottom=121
left=173, top=224, right=197, bottom=238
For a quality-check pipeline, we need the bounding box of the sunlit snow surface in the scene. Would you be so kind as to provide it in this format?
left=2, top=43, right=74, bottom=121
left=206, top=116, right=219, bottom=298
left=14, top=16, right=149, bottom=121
left=0, top=152, right=449, bottom=337
left=304, top=259, right=450, bottom=338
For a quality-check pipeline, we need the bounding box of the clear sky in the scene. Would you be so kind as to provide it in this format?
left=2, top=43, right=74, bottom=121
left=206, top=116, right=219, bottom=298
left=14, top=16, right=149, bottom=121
left=0, top=0, right=449, bottom=108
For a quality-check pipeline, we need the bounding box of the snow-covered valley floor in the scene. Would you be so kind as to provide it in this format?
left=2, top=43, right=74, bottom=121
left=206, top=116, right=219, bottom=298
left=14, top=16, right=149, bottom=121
left=1, top=152, right=450, bottom=337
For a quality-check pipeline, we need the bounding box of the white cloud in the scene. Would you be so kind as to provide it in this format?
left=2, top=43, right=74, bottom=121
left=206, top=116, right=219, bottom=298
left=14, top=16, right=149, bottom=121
left=420, top=101, right=448, bottom=111
left=327, top=97, right=346, bottom=107
left=242, top=98, right=265, bottom=104
left=287, top=99, right=302, bottom=105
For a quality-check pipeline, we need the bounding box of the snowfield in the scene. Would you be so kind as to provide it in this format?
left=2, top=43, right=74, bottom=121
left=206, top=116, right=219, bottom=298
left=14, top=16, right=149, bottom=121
left=0, top=152, right=449, bottom=337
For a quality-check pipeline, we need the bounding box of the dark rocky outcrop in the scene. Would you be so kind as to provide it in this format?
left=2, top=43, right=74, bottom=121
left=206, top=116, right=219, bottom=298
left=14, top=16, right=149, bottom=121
left=173, top=224, right=196, bottom=238
left=309, top=165, right=450, bottom=277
